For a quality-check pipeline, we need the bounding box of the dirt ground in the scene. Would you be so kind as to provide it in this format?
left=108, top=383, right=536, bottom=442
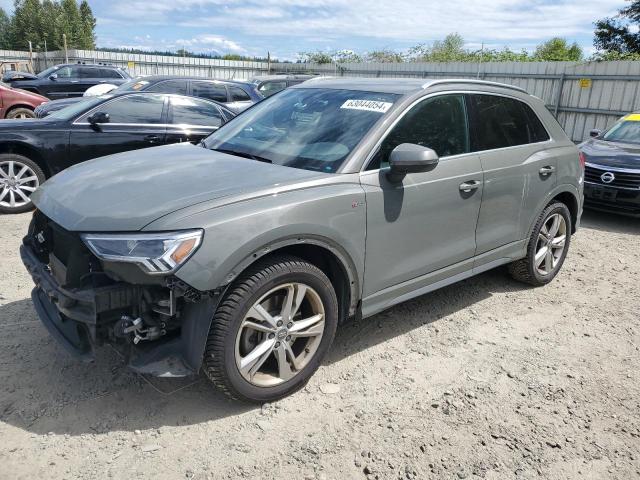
left=0, top=210, right=639, bottom=480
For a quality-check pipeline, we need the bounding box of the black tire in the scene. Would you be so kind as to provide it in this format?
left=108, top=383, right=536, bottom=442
left=203, top=255, right=339, bottom=403
left=6, top=107, right=35, bottom=119
left=0, top=154, right=46, bottom=214
left=509, top=201, right=572, bottom=286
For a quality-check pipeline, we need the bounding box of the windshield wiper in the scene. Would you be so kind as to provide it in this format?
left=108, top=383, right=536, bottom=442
left=211, top=148, right=272, bottom=164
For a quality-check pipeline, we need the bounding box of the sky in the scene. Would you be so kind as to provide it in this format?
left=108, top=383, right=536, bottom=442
left=0, top=0, right=629, bottom=60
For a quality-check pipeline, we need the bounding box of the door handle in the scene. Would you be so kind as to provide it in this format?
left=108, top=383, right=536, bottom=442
left=539, top=165, right=556, bottom=175
left=459, top=180, right=482, bottom=193
left=145, top=134, right=160, bottom=143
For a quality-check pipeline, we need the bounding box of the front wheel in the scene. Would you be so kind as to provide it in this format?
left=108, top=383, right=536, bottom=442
left=6, top=107, right=35, bottom=119
left=509, top=202, right=572, bottom=286
left=203, top=255, right=338, bottom=403
left=0, top=154, right=45, bottom=214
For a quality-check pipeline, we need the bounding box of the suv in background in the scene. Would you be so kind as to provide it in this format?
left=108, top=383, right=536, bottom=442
left=2, top=63, right=131, bottom=99
left=21, top=78, right=582, bottom=403
left=251, top=74, right=316, bottom=97
left=35, top=75, right=263, bottom=117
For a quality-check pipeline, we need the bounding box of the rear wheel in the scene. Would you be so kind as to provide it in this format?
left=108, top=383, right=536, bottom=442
left=203, top=255, right=338, bottom=403
left=0, top=154, right=45, bottom=214
left=509, top=202, right=572, bottom=286
left=6, top=107, right=35, bottom=119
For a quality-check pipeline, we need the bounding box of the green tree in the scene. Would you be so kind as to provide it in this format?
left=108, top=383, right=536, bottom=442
left=78, top=0, right=96, bottom=49
left=594, top=0, right=640, bottom=55
left=10, top=0, right=46, bottom=49
left=365, top=49, right=405, bottom=63
left=533, top=37, right=583, bottom=61
left=0, top=8, right=11, bottom=49
left=54, top=0, right=82, bottom=49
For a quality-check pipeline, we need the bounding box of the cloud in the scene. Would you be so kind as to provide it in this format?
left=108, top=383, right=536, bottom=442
left=175, top=35, right=246, bottom=53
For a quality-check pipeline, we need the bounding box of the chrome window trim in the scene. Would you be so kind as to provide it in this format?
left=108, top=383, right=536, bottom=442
left=360, top=89, right=553, bottom=173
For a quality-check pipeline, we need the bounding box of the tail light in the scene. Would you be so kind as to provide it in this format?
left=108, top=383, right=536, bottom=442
left=578, top=151, right=586, bottom=170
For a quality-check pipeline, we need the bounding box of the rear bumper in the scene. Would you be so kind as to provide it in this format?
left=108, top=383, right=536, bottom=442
left=583, top=182, right=640, bottom=217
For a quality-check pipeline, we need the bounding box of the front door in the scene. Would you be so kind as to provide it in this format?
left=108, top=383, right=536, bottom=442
left=68, top=94, right=168, bottom=166
left=361, top=94, right=483, bottom=301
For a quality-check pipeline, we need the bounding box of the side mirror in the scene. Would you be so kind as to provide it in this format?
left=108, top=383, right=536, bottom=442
left=88, top=112, right=110, bottom=125
left=589, top=129, right=602, bottom=138
left=49, top=73, right=57, bottom=81
left=387, top=143, right=439, bottom=182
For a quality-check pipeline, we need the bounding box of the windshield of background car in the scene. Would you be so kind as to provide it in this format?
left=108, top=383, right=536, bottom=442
left=37, top=66, right=60, bottom=78
left=113, top=78, right=150, bottom=93
left=203, top=88, right=400, bottom=173
left=46, top=96, right=111, bottom=120
left=603, top=114, right=640, bottom=144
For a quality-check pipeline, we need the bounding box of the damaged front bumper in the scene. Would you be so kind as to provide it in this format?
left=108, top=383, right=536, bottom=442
left=20, top=218, right=222, bottom=377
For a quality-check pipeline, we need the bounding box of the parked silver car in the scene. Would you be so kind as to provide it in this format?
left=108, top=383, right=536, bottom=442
left=21, top=78, right=583, bottom=403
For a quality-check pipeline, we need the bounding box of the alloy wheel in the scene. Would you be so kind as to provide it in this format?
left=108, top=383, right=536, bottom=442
left=535, top=213, right=567, bottom=276
left=0, top=160, right=40, bottom=209
left=235, top=282, right=326, bottom=387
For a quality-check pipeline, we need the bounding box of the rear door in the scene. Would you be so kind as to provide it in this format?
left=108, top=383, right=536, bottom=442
left=468, top=93, right=555, bottom=256
left=68, top=94, right=168, bottom=163
left=165, top=96, right=226, bottom=144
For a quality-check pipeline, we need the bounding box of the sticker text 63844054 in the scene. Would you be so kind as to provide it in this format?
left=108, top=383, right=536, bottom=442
left=340, top=99, right=393, bottom=113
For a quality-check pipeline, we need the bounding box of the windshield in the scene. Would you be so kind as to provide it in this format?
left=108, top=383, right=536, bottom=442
left=37, top=66, right=59, bottom=78
left=203, top=88, right=399, bottom=173
left=46, top=96, right=110, bottom=120
left=602, top=115, right=640, bottom=144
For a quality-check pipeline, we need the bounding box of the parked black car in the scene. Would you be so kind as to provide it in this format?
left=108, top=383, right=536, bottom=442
left=250, top=74, right=316, bottom=97
left=0, top=92, right=235, bottom=214
left=580, top=113, right=640, bottom=217
left=2, top=64, right=131, bottom=99
left=35, top=75, right=263, bottom=117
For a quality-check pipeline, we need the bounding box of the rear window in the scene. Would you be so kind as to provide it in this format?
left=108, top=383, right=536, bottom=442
left=470, top=94, right=549, bottom=151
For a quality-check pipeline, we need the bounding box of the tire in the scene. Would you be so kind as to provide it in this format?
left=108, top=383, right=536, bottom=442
left=0, top=154, right=46, bottom=214
left=6, top=107, right=35, bottom=119
left=509, top=201, right=572, bottom=286
left=203, top=255, right=339, bottom=403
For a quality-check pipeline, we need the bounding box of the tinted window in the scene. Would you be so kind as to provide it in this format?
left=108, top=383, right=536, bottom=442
left=258, top=80, right=287, bottom=97
left=99, top=68, right=123, bottom=79
left=146, top=80, right=188, bottom=95
left=368, top=94, right=469, bottom=170
left=470, top=94, right=549, bottom=151
left=80, top=94, right=165, bottom=124
left=192, top=82, right=228, bottom=102
left=170, top=97, right=223, bottom=127
left=55, top=66, right=79, bottom=79
left=77, top=67, right=98, bottom=78
left=228, top=85, right=251, bottom=102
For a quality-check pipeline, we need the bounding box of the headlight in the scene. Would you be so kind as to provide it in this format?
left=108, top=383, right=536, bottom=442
left=81, top=230, right=203, bottom=274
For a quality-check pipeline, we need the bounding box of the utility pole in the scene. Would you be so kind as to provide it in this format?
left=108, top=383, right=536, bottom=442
left=28, top=41, right=33, bottom=71
left=44, top=39, right=48, bottom=69
left=63, top=34, right=68, bottom=63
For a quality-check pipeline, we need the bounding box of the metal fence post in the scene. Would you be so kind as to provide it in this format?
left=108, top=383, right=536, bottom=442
left=554, top=73, right=565, bottom=118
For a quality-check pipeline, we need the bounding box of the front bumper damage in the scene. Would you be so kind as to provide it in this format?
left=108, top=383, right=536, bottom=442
left=21, top=213, right=222, bottom=377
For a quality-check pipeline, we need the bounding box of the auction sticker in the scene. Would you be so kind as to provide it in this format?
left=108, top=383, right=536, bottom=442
left=341, top=99, right=393, bottom=113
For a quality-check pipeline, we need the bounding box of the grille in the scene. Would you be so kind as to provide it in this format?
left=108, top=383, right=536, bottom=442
left=584, top=164, right=640, bottom=190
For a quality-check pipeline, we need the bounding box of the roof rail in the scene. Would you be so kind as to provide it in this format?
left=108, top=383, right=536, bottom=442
left=423, top=79, right=528, bottom=94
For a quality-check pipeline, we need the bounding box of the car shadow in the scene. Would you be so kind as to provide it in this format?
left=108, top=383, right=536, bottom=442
left=0, top=267, right=529, bottom=436
left=581, top=208, right=640, bottom=235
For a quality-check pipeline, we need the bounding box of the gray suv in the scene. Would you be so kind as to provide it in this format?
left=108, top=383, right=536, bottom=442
left=20, top=78, right=583, bottom=403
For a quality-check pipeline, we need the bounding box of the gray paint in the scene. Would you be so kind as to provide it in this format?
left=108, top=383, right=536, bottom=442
left=31, top=78, right=583, bottom=321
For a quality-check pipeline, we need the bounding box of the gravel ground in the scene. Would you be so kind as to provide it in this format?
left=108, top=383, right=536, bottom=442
left=0, top=210, right=638, bottom=480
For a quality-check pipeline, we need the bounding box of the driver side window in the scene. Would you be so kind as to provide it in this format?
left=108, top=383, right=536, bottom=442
left=367, top=94, right=469, bottom=170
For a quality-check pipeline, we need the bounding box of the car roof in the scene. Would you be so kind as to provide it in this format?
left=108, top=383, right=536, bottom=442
left=99, top=90, right=231, bottom=107
left=292, top=77, right=529, bottom=96
left=251, top=74, right=316, bottom=81
left=132, top=75, right=254, bottom=87
left=53, top=63, right=124, bottom=69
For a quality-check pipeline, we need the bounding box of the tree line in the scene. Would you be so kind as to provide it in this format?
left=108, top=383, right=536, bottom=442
left=0, top=0, right=96, bottom=51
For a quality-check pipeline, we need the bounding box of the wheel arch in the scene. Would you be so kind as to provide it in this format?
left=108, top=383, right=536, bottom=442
left=551, top=190, right=579, bottom=234
left=5, top=104, right=36, bottom=117
left=0, top=142, right=51, bottom=178
left=223, top=236, right=360, bottom=323
left=526, top=184, right=580, bottom=240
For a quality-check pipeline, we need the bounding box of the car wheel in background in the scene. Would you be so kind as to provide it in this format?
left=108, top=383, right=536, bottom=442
left=6, top=107, right=35, bottom=119
left=0, top=154, right=45, bottom=214
left=509, top=202, right=572, bottom=286
left=203, top=255, right=338, bottom=403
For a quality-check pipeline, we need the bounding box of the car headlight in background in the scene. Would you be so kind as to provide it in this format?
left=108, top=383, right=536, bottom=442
left=81, top=230, right=203, bottom=274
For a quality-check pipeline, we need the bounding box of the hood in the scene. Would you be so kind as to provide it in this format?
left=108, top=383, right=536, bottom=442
left=0, top=83, right=47, bottom=102
left=580, top=138, right=640, bottom=170
left=32, top=143, right=328, bottom=232
left=2, top=70, right=38, bottom=82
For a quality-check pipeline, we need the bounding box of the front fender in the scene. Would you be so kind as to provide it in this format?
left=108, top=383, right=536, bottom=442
left=146, top=182, right=367, bottom=295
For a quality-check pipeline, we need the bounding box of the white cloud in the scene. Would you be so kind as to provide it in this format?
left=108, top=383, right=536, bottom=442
left=176, top=35, right=246, bottom=53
